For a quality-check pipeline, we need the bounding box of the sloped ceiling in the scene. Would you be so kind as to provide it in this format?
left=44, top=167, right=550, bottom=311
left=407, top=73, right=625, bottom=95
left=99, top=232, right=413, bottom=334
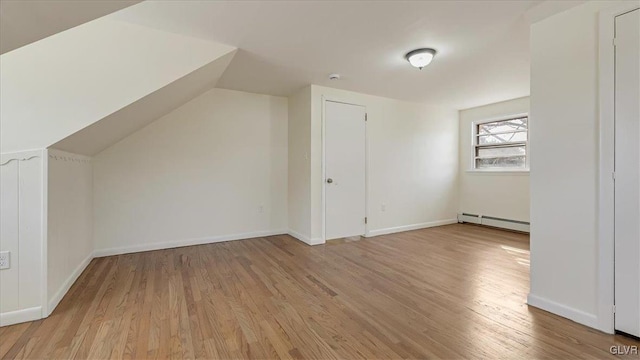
left=1, top=0, right=583, bottom=155
left=1, top=16, right=236, bottom=154
left=0, top=0, right=141, bottom=54
left=52, top=51, right=236, bottom=155
left=524, top=0, right=586, bottom=23
left=113, top=0, right=542, bottom=109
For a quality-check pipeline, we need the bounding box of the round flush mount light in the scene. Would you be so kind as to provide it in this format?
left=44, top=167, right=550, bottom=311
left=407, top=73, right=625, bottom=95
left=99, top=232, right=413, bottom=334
left=405, top=48, right=437, bottom=70
left=329, top=73, right=341, bottom=80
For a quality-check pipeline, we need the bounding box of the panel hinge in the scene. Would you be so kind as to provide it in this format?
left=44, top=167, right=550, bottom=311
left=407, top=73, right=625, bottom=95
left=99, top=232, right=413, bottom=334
left=365, top=217, right=368, bottom=224
left=365, top=113, right=368, bottom=121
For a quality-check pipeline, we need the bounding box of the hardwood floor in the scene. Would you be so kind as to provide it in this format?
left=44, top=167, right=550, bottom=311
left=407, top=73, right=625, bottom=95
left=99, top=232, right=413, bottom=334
left=1, top=224, right=638, bottom=359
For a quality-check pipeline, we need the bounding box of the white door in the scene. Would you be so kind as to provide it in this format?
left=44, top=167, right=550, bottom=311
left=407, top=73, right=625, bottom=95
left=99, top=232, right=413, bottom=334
left=614, top=8, right=640, bottom=338
left=324, top=101, right=366, bottom=240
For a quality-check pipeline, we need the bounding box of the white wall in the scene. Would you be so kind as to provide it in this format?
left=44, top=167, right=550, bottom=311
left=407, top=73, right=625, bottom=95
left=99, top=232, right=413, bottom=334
left=47, top=149, right=93, bottom=315
left=288, top=86, right=312, bottom=241
left=93, top=88, right=288, bottom=255
left=0, top=150, right=44, bottom=326
left=0, top=16, right=235, bottom=153
left=529, top=0, right=629, bottom=330
left=309, top=85, right=459, bottom=240
left=459, top=97, right=530, bottom=222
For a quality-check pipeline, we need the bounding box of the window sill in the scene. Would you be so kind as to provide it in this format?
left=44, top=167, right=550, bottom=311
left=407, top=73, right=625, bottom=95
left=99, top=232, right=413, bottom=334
left=466, top=169, right=530, bottom=175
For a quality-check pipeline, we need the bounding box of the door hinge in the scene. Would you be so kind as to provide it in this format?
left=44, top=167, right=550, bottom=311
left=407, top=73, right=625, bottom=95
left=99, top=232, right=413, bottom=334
left=613, top=305, right=616, bottom=314
left=613, top=38, right=617, bottom=46
left=612, top=172, right=616, bottom=180
left=365, top=113, right=368, bottom=121
left=365, top=217, right=368, bottom=224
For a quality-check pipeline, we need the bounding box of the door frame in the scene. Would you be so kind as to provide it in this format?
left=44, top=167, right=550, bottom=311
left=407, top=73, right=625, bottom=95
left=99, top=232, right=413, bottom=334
left=321, top=97, right=368, bottom=242
left=598, top=3, right=640, bottom=334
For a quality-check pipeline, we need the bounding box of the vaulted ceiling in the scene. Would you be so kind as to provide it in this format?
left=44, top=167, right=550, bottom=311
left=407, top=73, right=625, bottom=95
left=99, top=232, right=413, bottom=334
left=113, top=0, right=542, bottom=109
left=0, top=0, right=142, bottom=54
left=2, top=0, right=583, bottom=155
left=1, top=16, right=236, bottom=154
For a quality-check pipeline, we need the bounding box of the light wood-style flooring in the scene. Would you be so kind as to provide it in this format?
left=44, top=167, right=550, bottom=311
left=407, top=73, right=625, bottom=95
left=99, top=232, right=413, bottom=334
left=1, top=224, right=638, bottom=359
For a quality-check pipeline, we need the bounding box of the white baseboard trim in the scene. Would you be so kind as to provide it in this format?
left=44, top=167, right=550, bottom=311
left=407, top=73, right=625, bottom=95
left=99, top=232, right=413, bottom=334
left=527, top=293, right=599, bottom=329
left=287, top=230, right=324, bottom=246
left=309, top=237, right=324, bottom=245
left=366, top=219, right=458, bottom=237
left=47, top=252, right=93, bottom=316
left=0, top=306, right=42, bottom=327
left=93, top=229, right=288, bottom=257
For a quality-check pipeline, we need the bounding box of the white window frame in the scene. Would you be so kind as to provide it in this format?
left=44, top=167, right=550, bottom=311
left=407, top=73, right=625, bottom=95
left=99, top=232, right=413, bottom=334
left=470, top=113, right=530, bottom=173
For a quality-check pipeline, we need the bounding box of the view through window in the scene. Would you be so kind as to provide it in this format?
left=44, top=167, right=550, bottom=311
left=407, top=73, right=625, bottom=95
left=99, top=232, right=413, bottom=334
left=474, top=116, right=528, bottom=170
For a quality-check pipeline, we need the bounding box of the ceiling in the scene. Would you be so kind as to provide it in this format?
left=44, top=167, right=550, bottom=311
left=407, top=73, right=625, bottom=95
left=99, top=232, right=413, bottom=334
left=52, top=51, right=236, bottom=155
left=0, top=0, right=141, bottom=54
left=113, top=0, right=542, bottom=109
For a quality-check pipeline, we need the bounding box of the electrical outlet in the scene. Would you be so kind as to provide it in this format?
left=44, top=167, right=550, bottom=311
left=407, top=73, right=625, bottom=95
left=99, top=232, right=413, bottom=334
left=258, top=205, right=264, bottom=213
left=0, top=251, right=10, bottom=270
left=381, top=203, right=386, bottom=212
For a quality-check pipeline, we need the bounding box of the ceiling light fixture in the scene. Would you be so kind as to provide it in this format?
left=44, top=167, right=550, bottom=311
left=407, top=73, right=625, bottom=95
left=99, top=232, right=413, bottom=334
left=405, top=48, right=436, bottom=70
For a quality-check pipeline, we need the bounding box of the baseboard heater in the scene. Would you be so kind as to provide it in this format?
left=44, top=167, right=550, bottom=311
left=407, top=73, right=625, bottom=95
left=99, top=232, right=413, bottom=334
left=457, top=213, right=530, bottom=233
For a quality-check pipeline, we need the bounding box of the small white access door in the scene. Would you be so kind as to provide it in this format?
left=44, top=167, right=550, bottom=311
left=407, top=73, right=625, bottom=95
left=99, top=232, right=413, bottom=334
left=614, top=8, right=640, bottom=338
left=324, top=101, right=366, bottom=240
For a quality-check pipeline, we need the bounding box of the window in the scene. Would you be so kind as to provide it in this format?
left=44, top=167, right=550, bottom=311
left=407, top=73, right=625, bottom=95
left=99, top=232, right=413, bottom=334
left=473, top=115, right=528, bottom=171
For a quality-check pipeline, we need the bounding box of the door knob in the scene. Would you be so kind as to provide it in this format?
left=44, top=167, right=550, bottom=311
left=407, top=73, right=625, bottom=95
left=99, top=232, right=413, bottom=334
left=326, top=178, right=333, bottom=184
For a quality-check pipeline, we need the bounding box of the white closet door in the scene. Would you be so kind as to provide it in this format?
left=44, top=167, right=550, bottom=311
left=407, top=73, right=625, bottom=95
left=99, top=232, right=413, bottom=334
left=614, top=8, right=640, bottom=338
left=324, top=101, right=366, bottom=240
